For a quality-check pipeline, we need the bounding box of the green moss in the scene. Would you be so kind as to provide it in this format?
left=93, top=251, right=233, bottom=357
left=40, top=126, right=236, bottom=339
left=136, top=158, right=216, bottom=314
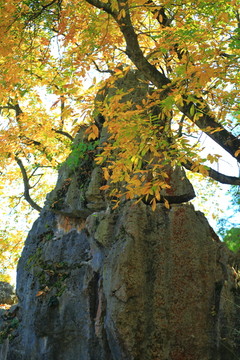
left=25, top=248, right=43, bottom=270
left=66, top=139, right=99, bottom=172
left=26, top=253, right=69, bottom=298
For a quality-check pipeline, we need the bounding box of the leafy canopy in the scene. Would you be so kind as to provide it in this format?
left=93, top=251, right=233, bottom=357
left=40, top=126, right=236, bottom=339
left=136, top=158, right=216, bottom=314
left=0, top=0, right=239, bottom=275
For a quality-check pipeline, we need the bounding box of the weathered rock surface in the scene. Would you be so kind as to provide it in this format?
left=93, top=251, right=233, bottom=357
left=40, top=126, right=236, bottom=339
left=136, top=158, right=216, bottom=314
left=160, top=165, right=195, bottom=203
left=1, top=200, right=240, bottom=360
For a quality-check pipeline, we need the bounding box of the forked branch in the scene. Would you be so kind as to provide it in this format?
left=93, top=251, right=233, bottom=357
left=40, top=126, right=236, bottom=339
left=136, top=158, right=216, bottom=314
left=15, top=156, right=42, bottom=212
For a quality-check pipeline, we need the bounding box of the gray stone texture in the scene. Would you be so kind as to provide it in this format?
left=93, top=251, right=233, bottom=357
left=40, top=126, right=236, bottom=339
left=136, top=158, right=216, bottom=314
left=1, top=201, right=239, bottom=360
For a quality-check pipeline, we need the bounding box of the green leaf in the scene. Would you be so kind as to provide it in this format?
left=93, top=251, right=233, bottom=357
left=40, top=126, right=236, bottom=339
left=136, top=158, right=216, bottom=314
left=189, top=104, right=195, bottom=117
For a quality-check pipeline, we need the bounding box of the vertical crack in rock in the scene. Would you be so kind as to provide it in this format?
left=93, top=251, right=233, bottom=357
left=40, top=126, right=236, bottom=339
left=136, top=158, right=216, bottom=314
left=88, top=271, right=101, bottom=360
left=89, top=272, right=100, bottom=324
left=88, top=272, right=113, bottom=360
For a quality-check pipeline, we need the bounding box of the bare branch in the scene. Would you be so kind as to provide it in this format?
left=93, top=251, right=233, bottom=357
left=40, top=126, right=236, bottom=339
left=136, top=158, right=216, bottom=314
left=30, top=173, right=44, bottom=189
left=15, top=156, right=42, bottom=212
left=92, top=60, right=114, bottom=74
left=177, top=115, right=185, bottom=137
left=60, top=96, right=65, bottom=128
left=24, top=0, right=61, bottom=25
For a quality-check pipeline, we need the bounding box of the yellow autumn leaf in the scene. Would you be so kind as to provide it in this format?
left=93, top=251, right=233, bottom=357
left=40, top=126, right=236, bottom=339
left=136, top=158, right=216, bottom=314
left=103, top=167, right=110, bottom=180
left=100, top=184, right=110, bottom=190
left=86, top=124, right=99, bottom=141
left=155, top=189, right=161, bottom=201
left=164, top=198, right=170, bottom=209
left=234, top=149, right=240, bottom=157
left=151, top=198, right=157, bottom=211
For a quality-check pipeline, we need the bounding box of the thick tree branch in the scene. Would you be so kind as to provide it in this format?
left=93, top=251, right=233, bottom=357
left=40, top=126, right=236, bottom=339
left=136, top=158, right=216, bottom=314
left=85, top=0, right=169, bottom=86
left=183, top=160, right=240, bottom=185
left=15, top=156, right=42, bottom=212
left=84, top=0, right=116, bottom=16
left=178, top=100, right=240, bottom=162
left=52, top=129, right=73, bottom=141
left=116, top=0, right=170, bottom=87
